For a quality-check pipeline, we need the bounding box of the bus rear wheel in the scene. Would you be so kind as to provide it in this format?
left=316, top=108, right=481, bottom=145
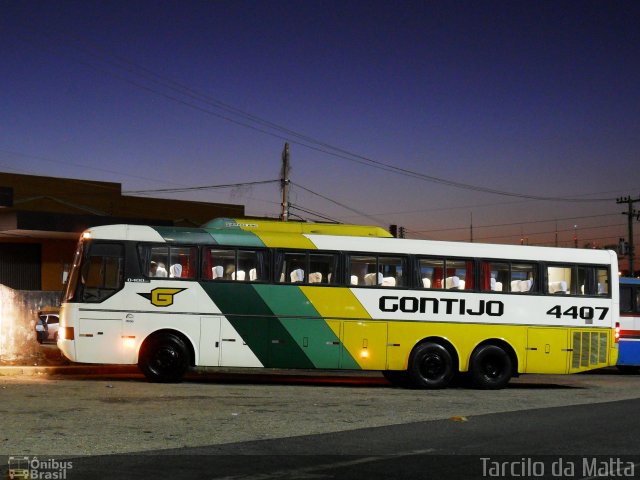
left=469, top=344, right=512, bottom=390
left=408, top=342, right=455, bottom=389
left=139, top=333, right=189, bottom=383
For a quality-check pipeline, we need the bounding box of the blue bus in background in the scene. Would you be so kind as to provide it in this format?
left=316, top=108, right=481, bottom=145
left=618, top=277, right=640, bottom=373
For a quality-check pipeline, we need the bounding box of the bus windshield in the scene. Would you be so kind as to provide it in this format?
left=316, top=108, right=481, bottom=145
left=63, top=238, right=84, bottom=303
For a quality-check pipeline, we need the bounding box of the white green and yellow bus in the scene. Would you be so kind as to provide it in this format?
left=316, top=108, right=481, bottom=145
left=58, top=218, right=619, bottom=389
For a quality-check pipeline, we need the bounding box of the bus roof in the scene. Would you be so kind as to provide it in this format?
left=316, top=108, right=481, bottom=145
left=82, top=220, right=617, bottom=264
left=201, top=218, right=393, bottom=238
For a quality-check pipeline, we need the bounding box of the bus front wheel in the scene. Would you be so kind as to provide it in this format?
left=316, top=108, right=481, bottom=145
left=139, top=333, right=189, bottom=383
left=408, top=342, right=455, bottom=389
left=469, top=344, right=512, bottom=390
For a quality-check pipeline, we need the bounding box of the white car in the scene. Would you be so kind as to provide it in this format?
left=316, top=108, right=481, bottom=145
left=35, top=312, right=60, bottom=343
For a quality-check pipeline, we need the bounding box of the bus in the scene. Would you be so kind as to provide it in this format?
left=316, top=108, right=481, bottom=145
left=57, top=218, right=619, bottom=389
left=618, top=277, right=640, bottom=373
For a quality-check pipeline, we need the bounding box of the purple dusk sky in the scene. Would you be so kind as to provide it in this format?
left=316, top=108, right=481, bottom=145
left=1, top=1, right=638, bottom=248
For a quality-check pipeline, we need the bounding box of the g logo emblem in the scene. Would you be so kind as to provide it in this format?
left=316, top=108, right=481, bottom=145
left=138, top=288, right=186, bottom=307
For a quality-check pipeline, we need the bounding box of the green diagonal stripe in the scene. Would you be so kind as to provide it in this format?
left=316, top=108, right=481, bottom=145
left=200, top=282, right=313, bottom=368
left=253, top=285, right=358, bottom=369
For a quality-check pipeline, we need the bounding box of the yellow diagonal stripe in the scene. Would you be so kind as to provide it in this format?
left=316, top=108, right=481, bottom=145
left=299, top=286, right=371, bottom=341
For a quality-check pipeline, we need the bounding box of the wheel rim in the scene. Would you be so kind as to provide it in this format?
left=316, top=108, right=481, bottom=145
left=419, top=352, right=447, bottom=380
left=151, top=345, right=180, bottom=374
left=481, top=354, right=504, bottom=379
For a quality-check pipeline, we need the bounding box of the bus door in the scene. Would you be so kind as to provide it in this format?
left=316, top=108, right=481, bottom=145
left=75, top=242, right=126, bottom=364
left=199, top=316, right=263, bottom=367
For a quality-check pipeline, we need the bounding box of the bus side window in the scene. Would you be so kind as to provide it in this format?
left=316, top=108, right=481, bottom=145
left=480, top=261, right=507, bottom=292
left=419, top=259, right=444, bottom=289
left=621, top=286, right=633, bottom=313
left=138, top=245, right=169, bottom=278
left=350, top=255, right=376, bottom=286
left=595, top=267, right=609, bottom=296
left=445, top=259, right=474, bottom=290
left=576, top=266, right=589, bottom=296
left=277, top=252, right=307, bottom=283
left=238, top=250, right=269, bottom=282
left=511, top=263, right=536, bottom=293
left=548, top=266, right=570, bottom=294
left=310, top=253, right=338, bottom=284
left=204, top=248, right=235, bottom=280
left=169, top=246, right=197, bottom=279
left=379, top=255, right=406, bottom=287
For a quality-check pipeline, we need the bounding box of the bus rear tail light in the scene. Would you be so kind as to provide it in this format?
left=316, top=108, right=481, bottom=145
left=615, top=322, right=620, bottom=343
left=59, top=327, right=74, bottom=341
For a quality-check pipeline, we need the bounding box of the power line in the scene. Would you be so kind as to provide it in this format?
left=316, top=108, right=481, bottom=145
left=333, top=189, right=633, bottom=219
left=290, top=182, right=387, bottom=226
left=288, top=203, right=342, bottom=223
left=11, top=25, right=620, bottom=204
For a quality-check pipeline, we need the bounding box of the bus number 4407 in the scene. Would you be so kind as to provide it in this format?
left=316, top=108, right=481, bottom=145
left=546, top=305, right=609, bottom=321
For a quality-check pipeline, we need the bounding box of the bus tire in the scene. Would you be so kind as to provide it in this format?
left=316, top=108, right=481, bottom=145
left=138, top=333, right=189, bottom=383
left=408, top=342, right=455, bottom=389
left=469, top=344, right=512, bottom=390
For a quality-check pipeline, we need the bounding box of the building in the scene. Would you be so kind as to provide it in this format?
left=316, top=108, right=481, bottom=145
left=0, top=172, right=245, bottom=292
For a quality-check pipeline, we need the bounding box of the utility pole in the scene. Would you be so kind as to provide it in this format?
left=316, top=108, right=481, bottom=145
left=280, top=143, right=290, bottom=222
left=470, top=212, right=473, bottom=243
left=617, top=195, right=640, bottom=276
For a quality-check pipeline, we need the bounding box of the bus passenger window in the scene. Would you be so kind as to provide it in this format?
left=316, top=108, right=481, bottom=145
left=596, top=268, right=609, bottom=296
left=205, top=249, right=235, bottom=280
left=238, top=250, right=263, bottom=281
left=480, top=262, right=508, bottom=292
left=576, top=266, right=589, bottom=296
left=548, top=266, right=571, bottom=294
left=350, top=256, right=376, bottom=286
left=419, top=259, right=444, bottom=289
left=310, top=253, right=338, bottom=284
left=379, top=256, right=406, bottom=287
left=137, top=245, right=168, bottom=277
left=621, top=286, right=633, bottom=313
left=511, top=264, right=536, bottom=293
left=169, top=247, right=197, bottom=279
left=278, top=252, right=306, bottom=283
left=446, top=260, right=474, bottom=290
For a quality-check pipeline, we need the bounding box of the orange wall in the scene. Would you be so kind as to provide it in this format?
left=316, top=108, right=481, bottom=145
left=41, top=240, right=77, bottom=291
